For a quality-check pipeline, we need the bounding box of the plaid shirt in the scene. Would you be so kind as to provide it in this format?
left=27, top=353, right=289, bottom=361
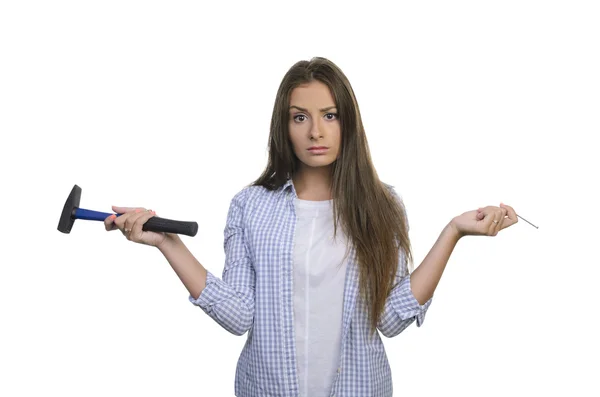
left=190, top=178, right=433, bottom=397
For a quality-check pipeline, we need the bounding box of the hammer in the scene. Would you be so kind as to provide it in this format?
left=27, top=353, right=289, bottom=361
left=57, top=184, right=198, bottom=236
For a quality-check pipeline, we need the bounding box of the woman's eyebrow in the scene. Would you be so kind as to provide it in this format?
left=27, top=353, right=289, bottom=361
left=289, top=105, right=337, bottom=112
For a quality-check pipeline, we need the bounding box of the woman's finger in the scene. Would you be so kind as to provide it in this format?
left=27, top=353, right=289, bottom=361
left=124, top=209, right=148, bottom=231
left=500, top=203, right=518, bottom=228
left=499, top=207, right=509, bottom=232
left=122, top=209, right=147, bottom=238
left=112, top=205, right=143, bottom=213
left=130, top=210, right=156, bottom=241
left=104, top=214, right=118, bottom=231
left=492, top=208, right=505, bottom=235
left=477, top=206, right=496, bottom=235
left=114, top=210, right=137, bottom=234
left=478, top=206, right=506, bottom=235
left=476, top=209, right=485, bottom=220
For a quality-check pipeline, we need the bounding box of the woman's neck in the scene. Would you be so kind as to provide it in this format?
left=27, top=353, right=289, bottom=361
left=292, top=168, right=333, bottom=201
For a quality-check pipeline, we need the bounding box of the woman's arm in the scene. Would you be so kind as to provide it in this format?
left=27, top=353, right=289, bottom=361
left=157, top=187, right=256, bottom=336
left=410, top=222, right=461, bottom=305
left=157, top=234, right=208, bottom=300
left=410, top=203, right=517, bottom=304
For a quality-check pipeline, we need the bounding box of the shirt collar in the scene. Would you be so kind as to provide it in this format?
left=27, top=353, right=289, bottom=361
left=282, top=176, right=297, bottom=198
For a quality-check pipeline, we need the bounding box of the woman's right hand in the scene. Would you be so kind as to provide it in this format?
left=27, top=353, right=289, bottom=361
left=104, top=206, right=167, bottom=248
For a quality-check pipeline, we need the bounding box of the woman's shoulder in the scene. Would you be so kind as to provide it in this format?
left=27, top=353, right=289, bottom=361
left=229, top=183, right=284, bottom=210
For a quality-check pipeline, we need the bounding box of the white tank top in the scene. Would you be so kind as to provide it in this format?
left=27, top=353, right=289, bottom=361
left=293, top=197, right=350, bottom=397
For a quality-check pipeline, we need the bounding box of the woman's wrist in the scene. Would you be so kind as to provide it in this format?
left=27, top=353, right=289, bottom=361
left=157, top=233, right=182, bottom=252
left=447, top=218, right=464, bottom=241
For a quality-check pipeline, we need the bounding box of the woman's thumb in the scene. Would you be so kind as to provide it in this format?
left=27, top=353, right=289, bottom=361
left=112, top=205, right=137, bottom=213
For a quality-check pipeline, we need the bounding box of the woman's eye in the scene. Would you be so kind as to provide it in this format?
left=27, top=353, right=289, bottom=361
left=293, top=113, right=337, bottom=122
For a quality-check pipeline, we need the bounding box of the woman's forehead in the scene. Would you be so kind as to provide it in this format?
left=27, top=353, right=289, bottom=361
left=289, top=81, right=336, bottom=109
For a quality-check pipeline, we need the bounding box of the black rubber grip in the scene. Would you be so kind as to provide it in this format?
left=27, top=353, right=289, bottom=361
left=142, top=216, right=198, bottom=237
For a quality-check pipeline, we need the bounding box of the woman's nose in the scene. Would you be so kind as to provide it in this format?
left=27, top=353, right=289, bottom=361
left=309, top=119, right=323, bottom=138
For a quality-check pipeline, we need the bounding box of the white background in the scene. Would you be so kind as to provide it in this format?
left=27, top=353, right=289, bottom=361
left=1, top=1, right=598, bottom=396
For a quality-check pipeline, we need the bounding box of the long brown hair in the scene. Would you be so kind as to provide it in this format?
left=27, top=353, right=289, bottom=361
left=250, top=57, right=413, bottom=335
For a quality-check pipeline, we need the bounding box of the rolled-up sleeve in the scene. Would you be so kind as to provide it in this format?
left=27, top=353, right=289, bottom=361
left=189, top=187, right=255, bottom=336
left=377, top=185, right=433, bottom=338
left=377, top=274, right=433, bottom=337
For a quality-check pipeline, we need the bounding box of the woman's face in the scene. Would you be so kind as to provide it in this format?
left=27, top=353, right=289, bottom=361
left=288, top=80, right=341, bottom=171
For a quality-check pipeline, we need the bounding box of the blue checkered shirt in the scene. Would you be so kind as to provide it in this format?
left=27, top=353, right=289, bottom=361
left=189, top=178, right=433, bottom=396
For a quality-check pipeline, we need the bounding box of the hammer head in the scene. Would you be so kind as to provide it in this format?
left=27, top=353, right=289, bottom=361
left=57, top=184, right=81, bottom=234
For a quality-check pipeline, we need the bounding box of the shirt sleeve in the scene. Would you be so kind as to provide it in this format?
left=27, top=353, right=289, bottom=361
left=188, top=187, right=255, bottom=336
left=377, top=185, right=433, bottom=338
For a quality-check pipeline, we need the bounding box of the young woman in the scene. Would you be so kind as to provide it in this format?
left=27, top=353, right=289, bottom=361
left=105, top=57, right=517, bottom=397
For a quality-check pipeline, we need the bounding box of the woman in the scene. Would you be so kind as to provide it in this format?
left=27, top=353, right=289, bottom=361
left=105, top=57, right=517, bottom=397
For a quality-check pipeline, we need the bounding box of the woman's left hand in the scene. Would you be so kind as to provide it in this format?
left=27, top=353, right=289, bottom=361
left=450, top=203, right=518, bottom=238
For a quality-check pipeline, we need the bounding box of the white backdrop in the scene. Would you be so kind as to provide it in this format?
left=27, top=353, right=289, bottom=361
left=1, top=1, right=598, bottom=396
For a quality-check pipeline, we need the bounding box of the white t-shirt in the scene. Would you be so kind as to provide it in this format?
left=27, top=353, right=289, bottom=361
left=293, top=197, right=350, bottom=397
